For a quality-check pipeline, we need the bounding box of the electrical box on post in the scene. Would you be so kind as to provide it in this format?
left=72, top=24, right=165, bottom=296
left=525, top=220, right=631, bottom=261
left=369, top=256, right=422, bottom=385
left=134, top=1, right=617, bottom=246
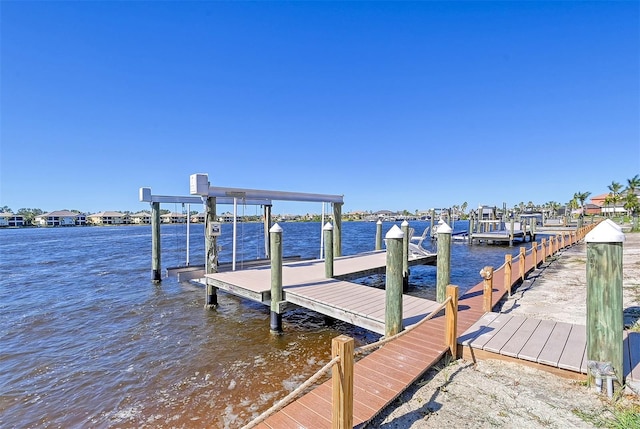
left=208, top=222, right=221, bottom=237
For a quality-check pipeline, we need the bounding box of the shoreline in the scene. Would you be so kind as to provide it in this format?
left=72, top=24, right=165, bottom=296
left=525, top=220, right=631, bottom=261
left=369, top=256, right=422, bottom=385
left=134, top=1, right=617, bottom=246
left=367, top=231, right=639, bottom=428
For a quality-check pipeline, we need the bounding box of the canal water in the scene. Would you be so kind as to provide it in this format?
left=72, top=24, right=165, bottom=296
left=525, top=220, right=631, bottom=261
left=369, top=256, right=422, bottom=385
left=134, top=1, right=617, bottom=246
left=0, top=221, right=537, bottom=428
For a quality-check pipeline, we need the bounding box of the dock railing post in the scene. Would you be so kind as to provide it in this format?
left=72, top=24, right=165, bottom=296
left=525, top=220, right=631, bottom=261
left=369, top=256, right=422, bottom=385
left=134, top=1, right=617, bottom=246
left=504, top=254, right=512, bottom=296
left=586, top=221, right=624, bottom=385
left=385, top=225, right=404, bottom=337
left=480, top=266, right=494, bottom=312
left=541, top=238, right=547, bottom=264
left=332, top=335, right=354, bottom=429
left=519, top=247, right=526, bottom=282
left=532, top=241, right=538, bottom=269
left=324, top=222, right=334, bottom=278
left=436, top=222, right=452, bottom=303
left=270, top=223, right=284, bottom=333
left=151, top=201, right=162, bottom=284
left=375, top=219, right=382, bottom=251
left=401, top=220, right=410, bottom=293
left=445, top=285, right=459, bottom=357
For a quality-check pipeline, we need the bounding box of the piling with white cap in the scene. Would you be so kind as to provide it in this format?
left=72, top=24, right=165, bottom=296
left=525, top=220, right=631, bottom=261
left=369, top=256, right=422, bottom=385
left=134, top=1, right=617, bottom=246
left=585, top=221, right=625, bottom=385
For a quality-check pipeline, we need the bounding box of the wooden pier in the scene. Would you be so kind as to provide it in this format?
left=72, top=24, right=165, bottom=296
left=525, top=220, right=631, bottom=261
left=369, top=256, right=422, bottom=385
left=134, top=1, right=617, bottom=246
left=202, top=251, right=437, bottom=334
left=248, top=223, right=639, bottom=428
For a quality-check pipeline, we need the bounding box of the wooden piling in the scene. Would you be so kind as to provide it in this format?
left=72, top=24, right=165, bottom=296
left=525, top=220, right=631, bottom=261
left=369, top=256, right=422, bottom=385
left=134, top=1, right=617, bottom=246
left=333, top=202, right=343, bottom=257
left=375, top=220, right=382, bottom=251
left=541, top=238, right=546, bottom=264
left=504, top=254, right=512, bottom=296
left=324, top=222, right=334, bottom=278
left=270, top=223, right=284, bottom=333
left=519, top=247, right=526, bottom=282
left=509, top=217, right=515, bottom=247
left=401, top=220, right=410, bottom=293
left=436, top=222, right=452, bottom=303
left=480, top=266, right=494, bottom=312
left=332, top=335, right=354, bottom=429
left=204, top=196, right=218, bottom=309
left=151, top=201, right=161, bottom=283
left=385, top=225, right=404, bottom=337
left=532, top=241, right=538, bottom=269
left=468, top=216, right=475, bottom=244
left=445, top=285, right=459, bottom=357
left=586, top=222, right=625, bottom=382
left=263, top=204, right=272, bottom=258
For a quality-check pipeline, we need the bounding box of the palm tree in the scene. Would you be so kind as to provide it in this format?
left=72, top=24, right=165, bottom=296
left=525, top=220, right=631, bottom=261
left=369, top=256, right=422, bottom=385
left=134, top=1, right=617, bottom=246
left=607, top=181, right=623, bottom=217
left=573, top=191, right=591, bottom=218
left=625, top=174, right=640, bottom=228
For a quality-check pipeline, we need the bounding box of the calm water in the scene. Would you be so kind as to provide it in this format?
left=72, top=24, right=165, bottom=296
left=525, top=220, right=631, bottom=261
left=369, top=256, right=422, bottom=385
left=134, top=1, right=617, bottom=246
left=0, top=221, right=536, bottom=428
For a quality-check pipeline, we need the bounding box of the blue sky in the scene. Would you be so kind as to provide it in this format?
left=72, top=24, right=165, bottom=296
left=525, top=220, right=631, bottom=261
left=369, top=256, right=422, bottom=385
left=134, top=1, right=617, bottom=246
left=1, top=1, right=638, bottom=215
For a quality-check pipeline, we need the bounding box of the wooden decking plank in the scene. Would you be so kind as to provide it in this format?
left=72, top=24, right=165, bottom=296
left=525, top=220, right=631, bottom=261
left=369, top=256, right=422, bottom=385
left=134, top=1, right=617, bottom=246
left=537, top=321, right=573, bottom=366
left=499, top=318, right=541, bottom=358
left=281, top=400, right=331, bottom=428
left=458, top=312, right=501, bottom=346
left=517, top=319, right=557, bottom=362
left=483, top=316, right=527, bottom=354
left=466, top=314, right=513, bottom=349
left=558, top=325, right=587, bottom=372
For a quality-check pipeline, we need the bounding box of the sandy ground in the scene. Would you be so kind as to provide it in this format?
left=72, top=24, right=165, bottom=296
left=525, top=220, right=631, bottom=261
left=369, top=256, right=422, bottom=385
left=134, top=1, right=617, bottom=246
left=366, top=229, right=640, bottom=429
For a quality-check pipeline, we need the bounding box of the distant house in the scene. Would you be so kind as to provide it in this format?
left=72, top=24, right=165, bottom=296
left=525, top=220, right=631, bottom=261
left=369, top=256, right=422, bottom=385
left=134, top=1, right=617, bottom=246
left=87, top=211, right=128, bottom=225
left=131, top=212, right=151, bottom=224
left=589, top=193, right=628, bottom=215
left=161, top=212, right=186, bottom=224
left=34, top=210, right=86, bottom=227
left=0, top=213, right=24, bottom=227
left=218, top=212, right=243, bottom=223
left=191, top=212, right=206, bottom=223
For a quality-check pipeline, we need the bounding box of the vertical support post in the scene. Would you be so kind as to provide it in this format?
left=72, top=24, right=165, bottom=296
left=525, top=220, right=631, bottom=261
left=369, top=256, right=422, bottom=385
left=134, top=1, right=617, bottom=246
left=332, top=335, right=354, bottom=429
left=445, top=285, right=459, bottom=357
left=480, top=266, right=494, bottom=312
left=586, top=222, right=624, bottom=383
left=519, top=247, right=526, bottom=282
left=468, top=215, right=474, bottom=244
left=430, top=209, right=435, bottom=238
left=561, top=233, right=566, bottom=249
left=436, top=222, right=452, bottom=303
left=531, top=217, right=536, bottom=241
left=270, top=223, right=284, bottom=333
left=263, top=204, right=272, bottom=259
left=185, top=203, right=191, bottom=266
left=532, top=241, right=538, bottom=269
left=541, top=238, right=547, bottom=263
left=151, top=201, right=162, bottom=283
left=401, top=220, right=410, bottom=293
left=204, top=196, right=218, bottom=309
left=504, top=254, right=512, bottom=296
left=385, top=225, right=404, bottom=337
left=375, top=219, right=383, bottom=250
left=509, top=217, right=515, bottom=247
left=324, top=222, right=334, bottom=278
left=333, top=202, right=342, bottom=257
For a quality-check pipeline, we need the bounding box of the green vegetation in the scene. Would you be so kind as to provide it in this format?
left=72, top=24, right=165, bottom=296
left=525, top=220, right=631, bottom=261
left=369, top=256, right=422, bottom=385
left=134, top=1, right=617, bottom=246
left=572, top=402, right=640, bottom=428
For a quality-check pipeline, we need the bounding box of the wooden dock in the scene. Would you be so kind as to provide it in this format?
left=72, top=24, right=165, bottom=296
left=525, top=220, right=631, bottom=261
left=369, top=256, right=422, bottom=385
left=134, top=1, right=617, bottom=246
left=203, top=251, right=437, bottom=334
left=251, top=226, right=639, bottom=428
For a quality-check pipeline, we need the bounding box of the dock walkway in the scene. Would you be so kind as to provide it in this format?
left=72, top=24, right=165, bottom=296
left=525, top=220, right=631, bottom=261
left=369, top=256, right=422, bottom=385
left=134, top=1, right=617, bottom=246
left=253, top=228, right=639, bottom=428
left=204, top=251, right=437, bottom=334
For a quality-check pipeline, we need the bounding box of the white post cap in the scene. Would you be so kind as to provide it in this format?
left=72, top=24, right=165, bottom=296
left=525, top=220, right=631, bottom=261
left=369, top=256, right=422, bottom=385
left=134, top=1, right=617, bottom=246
left=269, top=223, right=283, bottom=233
left=385, top=224, right=404, bottom=239
left=603, top=218, right=623, bottom=232
left=401, top=220, right=409, bottom=227
left=377, top=219, right=382, bottom=225
left=437, top=222, right=452, bottom=234
left=323, top=222, right=333, bottom=231
left=585, top=221, right=625, bottom=243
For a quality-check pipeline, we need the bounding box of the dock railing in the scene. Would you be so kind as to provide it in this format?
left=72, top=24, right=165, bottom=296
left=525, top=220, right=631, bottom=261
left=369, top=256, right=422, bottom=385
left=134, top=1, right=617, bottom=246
left=241, top=285, right=459, bottom=429
left=481, top=222, right=599, bottom=310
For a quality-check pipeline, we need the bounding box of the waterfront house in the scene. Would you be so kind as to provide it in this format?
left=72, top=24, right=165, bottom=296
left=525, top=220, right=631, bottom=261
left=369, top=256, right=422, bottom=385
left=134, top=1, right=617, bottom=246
left=0, top=213, right=24, bottom=227
left=131, top=212, right=151, bottom=224
left=34, top=210, right=86, bottom=227
left=87, top=211, right=128, bottom=225
left=218, top=212, right=242, bottom=223
left=190, top=212, right=206, bottom=223
left=161, top=212, right=187, bottom=224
